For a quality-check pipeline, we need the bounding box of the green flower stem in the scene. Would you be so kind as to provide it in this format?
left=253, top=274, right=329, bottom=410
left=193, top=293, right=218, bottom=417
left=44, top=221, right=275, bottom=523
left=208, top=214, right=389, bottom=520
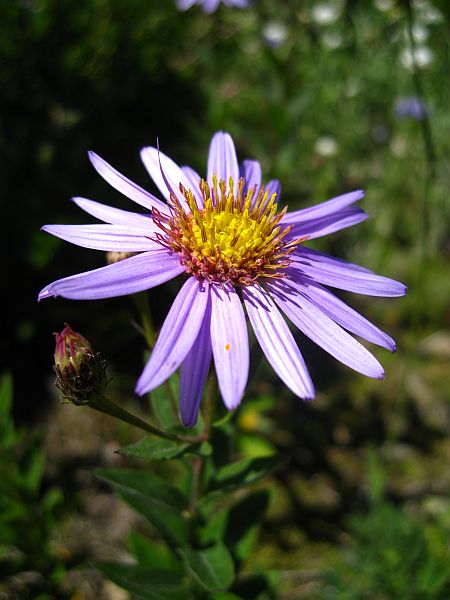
left=189, top=370, right=216, bottom=525
left=90, top=395, right=181, bottom=441
left=133, top=291, right=179, bottom=416
left=203, top=370, right=216, bottom=438
left=132, top=292, right=157, bottom=347
left=83, top=395, right=208, bottom=444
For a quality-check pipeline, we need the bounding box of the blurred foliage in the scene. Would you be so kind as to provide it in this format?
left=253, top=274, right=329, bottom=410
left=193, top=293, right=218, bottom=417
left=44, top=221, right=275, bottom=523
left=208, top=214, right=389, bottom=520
left=1, top=0, right=449, bottom=598
left=323, top=452, right=450, bottom=599
left=0, top=374, right=69, bottom=598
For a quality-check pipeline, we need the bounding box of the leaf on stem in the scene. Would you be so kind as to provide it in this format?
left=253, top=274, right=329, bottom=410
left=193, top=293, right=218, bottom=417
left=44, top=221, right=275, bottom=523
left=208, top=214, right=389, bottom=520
left=95, top=468, right=189, bottom=549
left=94, top=562, right=187, bottom=600
left=117, top=437, right=211, bottom=461
left=181, top=542, right=235, bottom=592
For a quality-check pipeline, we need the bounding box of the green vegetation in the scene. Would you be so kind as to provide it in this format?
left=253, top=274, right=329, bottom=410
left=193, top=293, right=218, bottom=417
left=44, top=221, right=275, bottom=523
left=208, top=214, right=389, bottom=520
left=2, top=0, right=449, bottom=598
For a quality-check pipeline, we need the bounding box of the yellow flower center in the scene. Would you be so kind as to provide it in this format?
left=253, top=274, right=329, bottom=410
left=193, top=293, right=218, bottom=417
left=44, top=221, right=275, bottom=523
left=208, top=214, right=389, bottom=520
left=153, top=175, right=305, bottom=286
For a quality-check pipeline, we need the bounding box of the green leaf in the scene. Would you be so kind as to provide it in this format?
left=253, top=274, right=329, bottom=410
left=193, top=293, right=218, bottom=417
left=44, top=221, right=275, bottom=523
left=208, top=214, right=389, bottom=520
left=182, top=543, right=235, bottom=592
left=198, top=510, right=228, bottom=545
left=225, top=491, right=269, bottom=561
left=94, top=562, right=187, bottom=600
left=120, top=491, right=189, bottom=550
left=95, top=468, right=189, bottom=549
left=199, top=492, right=269, bottom=562
left=95, top=468, right=189, bottom=511
left=127, top=532, right=182, bottom=571
left=42, top=487, right=64, bottom=515
left=208, top=454, right=286, bottom=494
left=119, top=438, right=192, bottom=460
left=22, top=446, right=46, bottom=495
left=118, top=437, right=211, bottom=461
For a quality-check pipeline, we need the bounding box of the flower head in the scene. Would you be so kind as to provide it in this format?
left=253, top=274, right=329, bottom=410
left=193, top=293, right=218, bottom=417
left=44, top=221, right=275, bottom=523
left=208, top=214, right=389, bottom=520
left=39, top=131, right=406, bottom=426
left=177, top=0, right=249, bottom=13
left=53, top=323, right=108, bottom=405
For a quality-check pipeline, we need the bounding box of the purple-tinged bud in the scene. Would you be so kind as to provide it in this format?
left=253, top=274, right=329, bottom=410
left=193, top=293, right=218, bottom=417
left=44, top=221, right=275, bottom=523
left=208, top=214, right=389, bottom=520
left=53, top=323, right=108, bottom=405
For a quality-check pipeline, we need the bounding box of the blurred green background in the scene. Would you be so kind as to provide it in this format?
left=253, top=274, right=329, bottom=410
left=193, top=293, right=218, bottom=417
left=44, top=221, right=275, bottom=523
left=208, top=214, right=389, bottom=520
left=1, top=0, right=449, bottom=598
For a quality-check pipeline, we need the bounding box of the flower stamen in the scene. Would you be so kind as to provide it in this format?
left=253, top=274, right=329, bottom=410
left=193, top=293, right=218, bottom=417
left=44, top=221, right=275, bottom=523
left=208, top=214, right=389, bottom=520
left=152, top=176, right=307, bottom=286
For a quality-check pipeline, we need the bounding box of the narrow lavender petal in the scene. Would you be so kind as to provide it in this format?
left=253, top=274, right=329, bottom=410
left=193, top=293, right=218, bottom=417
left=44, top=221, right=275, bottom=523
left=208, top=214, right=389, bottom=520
left=181, top=165, right=204, bottom=207
left=88, top=151, right=166, bottom=212
left=177, top=0, right=196, bottom=9
left=203, top=0, right=221, bottom=12
left=135, top=279, right=210, bottom=395
left=289, top=255, right=407, bottom=297
left=240, top=159, right=262, bottom=194
left=282, top=190, right=364, bottom=225
left=227, top=0, right=250, bottom=6
left=72, top=197, right=156, bottom=229
left=140, top=147, right=196, bottom=208
left=42, top=224, right=159, bottom=252
left=207, top=131, right=240, bottom=198
left=38, top=250, right=184, bottom=301
left=265, top=179, right=281, bottom=203
left=179, top=299, right=212, bottom=427
left=210, top=283, right=249, bottom=410
left=243, top=284, right=315, bottom=399
left=268, top=280, right=385, bottom=379
left=287, top=276, right=396, bottom=351
left=285, top=207, right=368, bottom=241
left=294, top=246, right=372, bottom=273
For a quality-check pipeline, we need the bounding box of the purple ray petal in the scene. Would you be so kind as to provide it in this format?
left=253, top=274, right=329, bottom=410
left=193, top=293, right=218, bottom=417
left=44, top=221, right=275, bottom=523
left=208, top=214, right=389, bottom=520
left=42, top=224, right=159, bottom=252
left=285, top=207, right=368, bottom=241
left=181, top=165, right=204, bottom=207
left=287, top=276, right=396, bottom=351
left=203, top=0, right=221, bottom=13
left=282, top=190, right=364, bottom=225
left=294, top=246, right=372, bottom=273
left=210, top=283, right=249, bottom=410
left=135, top=279, right=210, bottom=395
left=207, top=131, right=240, bottom=198
left=179, top=299, right=212, bottom=427
left=72, top=197, right=155, bottom=229
left=140, top=147, right=197, bottom=208
left=177, top=0, right=196, bottom=9
left=289, top=254, right=407, bottom=297
left=268, top=280, right=385, bottom=379
left=265, top=179, right=281, bottom=203
left=243, top=284, right=315, bottom=399
left=88, top=151, right=166, bottom=212
left=38, top=250, right=184, bottom=301
left=240, top=159, right=262, bottom=194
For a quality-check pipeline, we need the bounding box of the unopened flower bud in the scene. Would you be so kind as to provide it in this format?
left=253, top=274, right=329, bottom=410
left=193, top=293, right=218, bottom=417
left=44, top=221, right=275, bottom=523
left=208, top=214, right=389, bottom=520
left=53, top=323, right=108, bottom=405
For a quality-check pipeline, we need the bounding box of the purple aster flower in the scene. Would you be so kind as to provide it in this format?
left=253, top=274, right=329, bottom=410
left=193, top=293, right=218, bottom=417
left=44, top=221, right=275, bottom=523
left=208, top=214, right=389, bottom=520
left=177, top=0, right=249, bottom=14
left=39, top=131, right=406, bottom=427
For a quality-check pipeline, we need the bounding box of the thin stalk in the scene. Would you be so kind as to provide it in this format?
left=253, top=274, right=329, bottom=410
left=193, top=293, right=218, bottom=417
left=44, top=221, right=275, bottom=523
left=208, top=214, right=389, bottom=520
left=133, top=291, right=179, bottom=414
left=132, top=292, right=156, bottom=347
left=91, top=395, right=181, bottom=441
left=87, top=395, right=208, bottom=444
left=189, top=370, right=216, bottom=524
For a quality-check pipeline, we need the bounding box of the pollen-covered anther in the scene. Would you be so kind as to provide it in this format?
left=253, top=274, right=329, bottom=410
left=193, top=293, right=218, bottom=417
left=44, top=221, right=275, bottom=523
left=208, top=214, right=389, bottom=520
left=153, top=175, right=306, bottom=286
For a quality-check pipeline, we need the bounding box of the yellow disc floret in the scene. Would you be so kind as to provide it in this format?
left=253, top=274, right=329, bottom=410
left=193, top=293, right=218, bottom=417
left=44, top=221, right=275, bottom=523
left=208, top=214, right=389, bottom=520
left=152, top=175, right=305, bottom=286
